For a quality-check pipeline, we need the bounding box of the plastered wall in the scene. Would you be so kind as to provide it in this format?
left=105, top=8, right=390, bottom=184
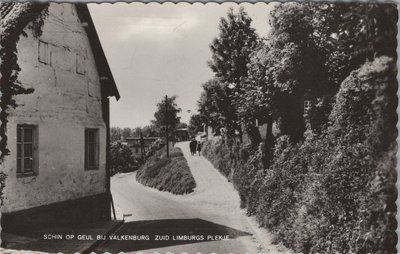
left=1, top=3, right=107, bottom=213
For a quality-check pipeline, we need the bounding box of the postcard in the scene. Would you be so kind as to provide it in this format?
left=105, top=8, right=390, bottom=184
left=0, top=1, right=397, bottom=253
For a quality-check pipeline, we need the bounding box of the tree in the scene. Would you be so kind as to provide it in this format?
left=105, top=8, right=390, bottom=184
left=234, top=2, right=397, bottom=165
left=197, top=78, right=236, bottom=136
left=151, top=96, right=181, bottom=137
left=239, top=3, right=397, bottom=143
left=188, top=114, right=206, bottom=136
left=208, top=7, right=259, bottom=85
left=237, top=44, right=273, bottom=151
left=130, top=125, right=160, bottom=137
left=141, top=125, right=160, bottom=137
left=110, top=127, right=122, bottom=143
left=110, top=141, right=138, bottom=175
left=308, top=3, right=397, bottom=88
left=131, top=127, right=142, bottom=137
left=207, top=7, right=259, bottom=139
left=122, top=128, right=132, bottom=140
left=266, top=3, right=330, bottom=141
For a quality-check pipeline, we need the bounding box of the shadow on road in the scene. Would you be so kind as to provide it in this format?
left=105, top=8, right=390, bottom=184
left=1, top=220, right=123, bottom=253
left=96, top=218, right=252, bottom=252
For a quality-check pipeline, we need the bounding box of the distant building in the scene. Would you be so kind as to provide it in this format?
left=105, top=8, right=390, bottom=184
left=126, top=137, right=159, bottom=159
left=0, top=3, right=120, bottom=231
left=174, top=128, right=189, bottom=142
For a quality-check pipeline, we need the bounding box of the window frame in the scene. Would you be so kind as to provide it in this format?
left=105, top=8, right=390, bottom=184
left=38, top=41, right=50, bottom=65
left=16, top=125, right=38, bottom=178
left=85, top=128, right=99, bottom=170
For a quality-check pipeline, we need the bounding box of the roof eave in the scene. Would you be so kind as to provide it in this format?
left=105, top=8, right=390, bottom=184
left=75, top=4, right=120, bottom=101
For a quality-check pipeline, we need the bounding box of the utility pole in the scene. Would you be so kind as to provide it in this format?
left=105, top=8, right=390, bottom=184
left=165, top=95, right=170, bottom=157
left=140, top=132, right=145, bottom=162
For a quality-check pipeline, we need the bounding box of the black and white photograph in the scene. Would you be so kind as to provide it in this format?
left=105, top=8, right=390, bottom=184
left=0, top=1, right=397, bottom=253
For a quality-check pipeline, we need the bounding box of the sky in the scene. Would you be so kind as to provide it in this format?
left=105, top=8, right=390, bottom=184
left=88, top=2, right=274, bottom=128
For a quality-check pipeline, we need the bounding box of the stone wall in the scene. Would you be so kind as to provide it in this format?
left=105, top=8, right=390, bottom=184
left=1, top=3, right=107, bottom=213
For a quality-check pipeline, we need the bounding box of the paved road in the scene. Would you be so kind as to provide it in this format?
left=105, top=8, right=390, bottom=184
left=94, top=141, right=263, bottom=254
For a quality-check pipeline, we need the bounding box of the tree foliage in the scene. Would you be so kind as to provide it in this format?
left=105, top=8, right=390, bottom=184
left=140, top=125, right=160, bottom=137
left=110, top=127, right=136, bottom=142
left=188, top=114, right=206, bottom=136
left=208, top=7, right=259, bottom=85
left=236, top=3, right=397, bottom=142
left=198, top=79, right=236, bottom=136
left=206, top=7, right=259, bottom=137
left=110, top=127, right=122, bottom=143
left=151, top=95, right=181, bottom=136
left=110, top=141, right=139, bottom=175
left=309, top=3, right=397, bottom=87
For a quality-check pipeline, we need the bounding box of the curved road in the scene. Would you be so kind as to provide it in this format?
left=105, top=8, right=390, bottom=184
left=94, top=142, right=264, bottom=253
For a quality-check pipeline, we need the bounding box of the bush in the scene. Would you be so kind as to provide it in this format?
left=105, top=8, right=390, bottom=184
left=110, top=141, right=140, bottom=175
left=144, top=138, right=166, bottom=159
left=201, top=137, right=233, bottom=177
left=318, top=56, right=397, bottom=254
left=136, top=147, right=196, bottom=195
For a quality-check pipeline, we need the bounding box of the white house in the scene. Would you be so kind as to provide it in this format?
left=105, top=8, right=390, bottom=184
left=0, top=3, right=120, bottom=231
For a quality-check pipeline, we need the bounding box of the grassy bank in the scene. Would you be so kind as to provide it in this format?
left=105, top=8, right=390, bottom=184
left=136, top=146, right=196, bottom=195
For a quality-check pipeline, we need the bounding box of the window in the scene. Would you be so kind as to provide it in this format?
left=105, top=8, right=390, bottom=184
left=76, top=53, right=86, bottom=75
left=85, top=128, right=99, bottom=170
left=38, top=41, right=50, bottom=64
left=17, top=125, right=37, bottom=177
left=135, top=148, right=139, bottom=153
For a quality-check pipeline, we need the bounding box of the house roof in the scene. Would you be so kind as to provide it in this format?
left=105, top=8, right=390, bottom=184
left=0, top=2, right=120, bottom=100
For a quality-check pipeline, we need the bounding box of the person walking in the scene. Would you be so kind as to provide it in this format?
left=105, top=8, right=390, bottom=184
left=197, top=141, right=202, bottom=156
left=190, top=139, right=196, bottom=155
